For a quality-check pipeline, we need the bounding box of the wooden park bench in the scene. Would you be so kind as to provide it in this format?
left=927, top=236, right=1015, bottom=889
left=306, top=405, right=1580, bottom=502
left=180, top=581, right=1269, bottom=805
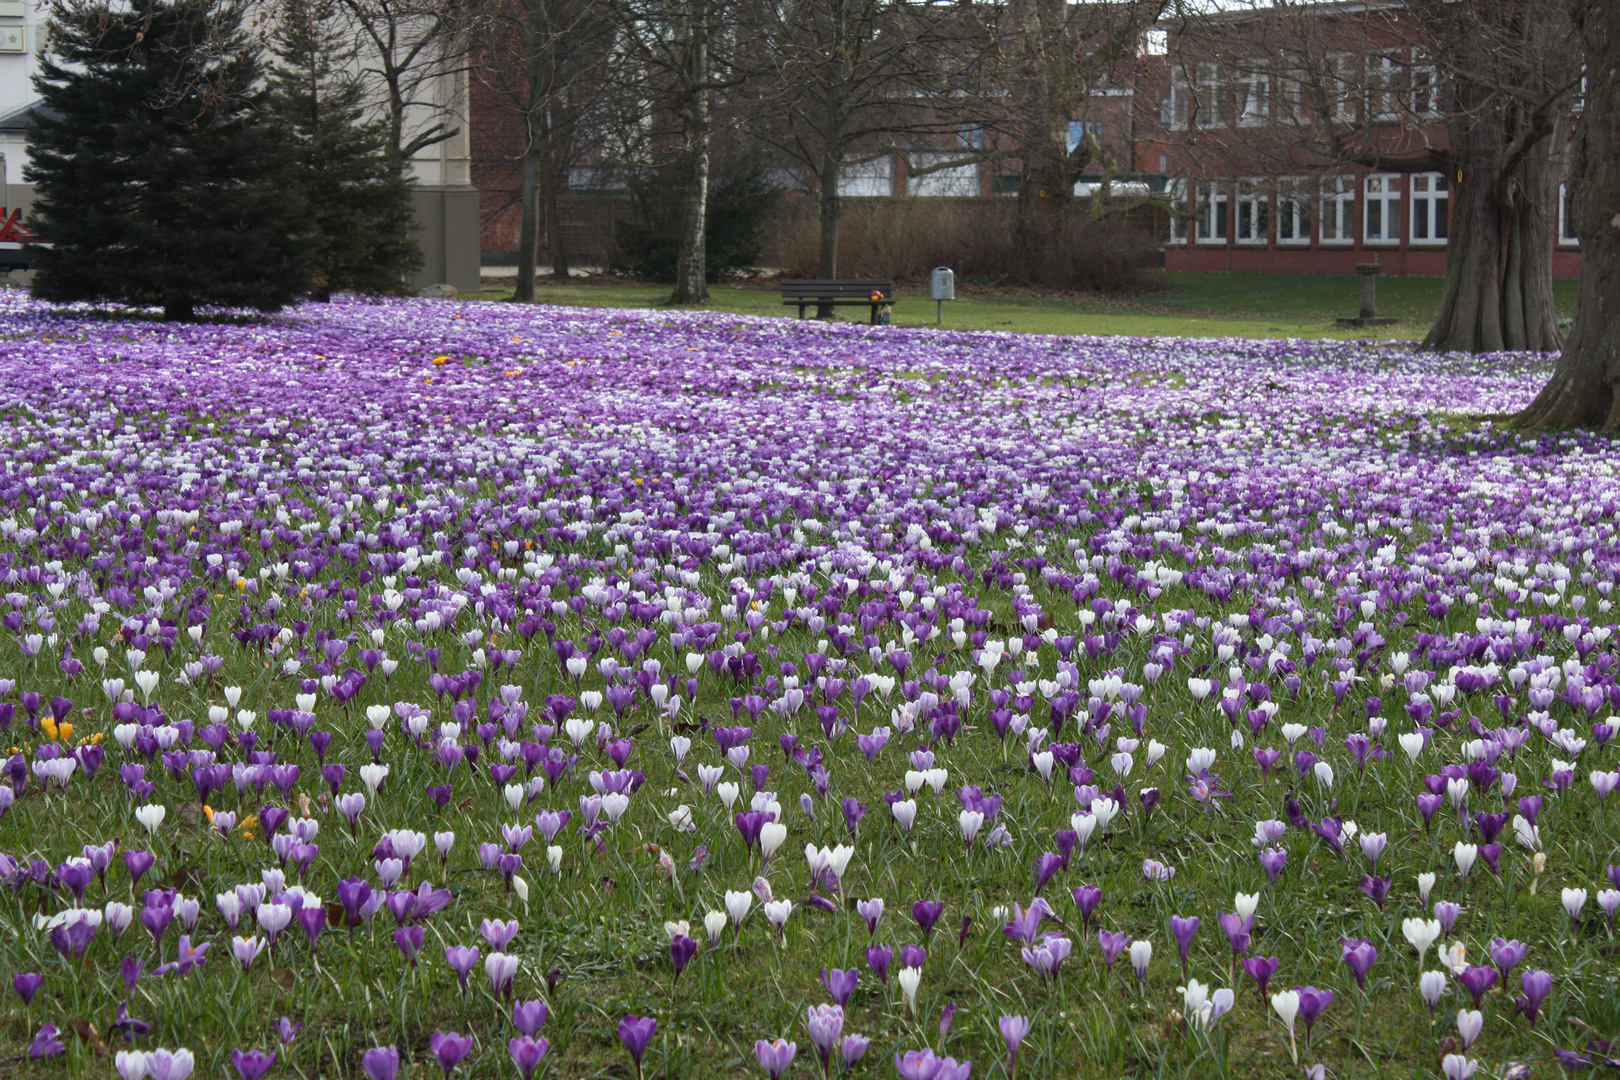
left=781, top=278, right=896, bottom=324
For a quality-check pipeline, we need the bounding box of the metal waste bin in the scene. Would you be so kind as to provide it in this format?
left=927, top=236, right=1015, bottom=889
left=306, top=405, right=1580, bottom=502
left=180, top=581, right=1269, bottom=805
left=930, top=267, right=954, bottom=323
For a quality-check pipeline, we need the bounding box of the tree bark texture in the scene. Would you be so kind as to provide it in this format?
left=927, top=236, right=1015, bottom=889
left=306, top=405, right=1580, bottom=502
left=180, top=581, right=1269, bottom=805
left=1420, top=6, right=1568, bottom=354
left=1515, top=0, right=1620, bottom=428
left=670, top=0, right=711, bottom=305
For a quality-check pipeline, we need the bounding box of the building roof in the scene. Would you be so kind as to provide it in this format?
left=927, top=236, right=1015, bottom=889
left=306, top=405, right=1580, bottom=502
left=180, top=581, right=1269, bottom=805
left=0, top=101, right=51, bottom=133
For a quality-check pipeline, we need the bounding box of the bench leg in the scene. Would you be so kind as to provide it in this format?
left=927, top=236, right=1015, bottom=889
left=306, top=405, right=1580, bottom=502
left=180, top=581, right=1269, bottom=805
left=870, top=305, right=878, bottom=326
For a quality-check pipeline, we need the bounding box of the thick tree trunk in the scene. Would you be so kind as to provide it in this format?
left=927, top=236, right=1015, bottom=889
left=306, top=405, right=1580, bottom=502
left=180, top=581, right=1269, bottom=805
left=516, top=149, right=540, bottom=302
left=1420, top=147, right=1564, bottom=352
left=670, top=0, right=711, bottom=306
left=1514, top=0, right=1620, bottom=428
left=1420, top=0, right=1569, bottom=353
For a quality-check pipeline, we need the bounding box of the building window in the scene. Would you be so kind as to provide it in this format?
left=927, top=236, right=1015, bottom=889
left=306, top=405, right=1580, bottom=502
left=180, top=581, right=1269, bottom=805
left=1167, top=70, right=1191, bottom=130
left=1363, top=173, right=1401, bottom=243
left=1236, top=69, right=1269, bottom=127
left=1367, top=54, right=1399, bottom=121
left=1329, top=53, right=1357, bottom=123
left=1197, top=62, right=1225, bottom=128
left=957, top=124, right=985, bottom=149
left=1276, top=58, right=1305, bottom=125
left=1235, top=180, right=1268, bottom=243
left=1141, top=29, right=1167, bottom=56
left=1195, top=182, right=1229, bottom=243
left=1166, top=179, right=1187, bottom=244
left=1411, top=51, right=1442, bottom=119
left=1066, top=120, right=1100, bottom=153
left=1320, top=175, right=1355, bottom=244
left=1410, top=173, right=1448, bottom=244
left=1277, top=178, right=1311, bottom=244
left=1559, top=183, right=1580, bottom=245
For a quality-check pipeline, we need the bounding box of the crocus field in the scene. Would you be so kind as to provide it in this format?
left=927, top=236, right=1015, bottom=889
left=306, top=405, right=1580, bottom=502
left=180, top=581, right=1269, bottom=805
left=1, top=291, right=1618, bottom=1080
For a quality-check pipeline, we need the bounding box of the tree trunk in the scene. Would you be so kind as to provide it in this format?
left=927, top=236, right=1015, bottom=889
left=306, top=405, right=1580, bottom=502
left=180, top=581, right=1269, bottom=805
left=670, top=0, right=711, bottom=306
left=516, top=148, right=540, bottom=302
left=1421, top=134, right=1565, bottom=353
left=1420, top=0, right=1569, bottom=353
left=816, top=94, right=842, bottom=317
left=1514, top=0, right=1620, bottom=428
left=547, top=181, right=570, bottom=279
left=163, top=293, right=195, bottom=322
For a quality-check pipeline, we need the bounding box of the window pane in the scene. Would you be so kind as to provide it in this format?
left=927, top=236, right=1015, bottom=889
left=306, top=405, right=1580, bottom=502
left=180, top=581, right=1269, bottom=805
left=1435, top=195, right=1448, bottom=240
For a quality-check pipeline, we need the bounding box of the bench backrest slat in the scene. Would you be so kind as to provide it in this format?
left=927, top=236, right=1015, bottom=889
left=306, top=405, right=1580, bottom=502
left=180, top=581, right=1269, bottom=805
left=780, top=278, right=894, bottom=299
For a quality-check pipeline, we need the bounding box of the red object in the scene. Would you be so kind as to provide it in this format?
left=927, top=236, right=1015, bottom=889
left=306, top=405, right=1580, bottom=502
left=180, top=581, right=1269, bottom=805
left=0, top=209, right=36, bottom=243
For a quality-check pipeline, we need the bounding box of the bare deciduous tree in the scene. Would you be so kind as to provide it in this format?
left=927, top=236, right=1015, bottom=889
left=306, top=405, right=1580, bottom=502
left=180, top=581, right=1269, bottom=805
left=473, top=0, right=619, bottom=298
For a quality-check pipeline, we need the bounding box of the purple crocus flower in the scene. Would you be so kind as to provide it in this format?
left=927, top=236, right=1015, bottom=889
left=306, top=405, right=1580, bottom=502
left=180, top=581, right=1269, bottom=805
left=866, top=944, right=893, bottom=984
left=1358, top=875, right=1391, bottom=909
left=1435, top=901, right=1462, bottom=935
left=27, top=1025, right=64, bottom=1060
left=1514, top=969, right=1552, bottom=1026
left=1098, top=930, right=1131, bottom=973
left=822, top=967, right=858, bottom=1007
left=1295, top=985, right=1333, bottom=1041
left=754, top=1038, right=797, bottom=1080
left=1458, top=965, right=1498, bottom=1009
left=670, top=934, right=698, bottom=981
left=1490, top=938, right=1527, bottom=982
left=912, top=899, right=945, bottom=939
left=1000, top=1014, right=1030, bottom=1076
left=1242, top=955, right=1279, bottom=1003
left=429, top=1031, right=474, bottom=1076
left=1339, top=937, right=1378, bottom=989
left=508, top=1036, right=550, bottom=1080
left=1072, top=884, right=1102, bottom=929
left=1169, top=915, right=1199, bottom=978
left=1260, top=847, right=1287, bottom=882
left=394, top=926, right=426, bottom=966
left=230, top=1050, right=277, bottom=1080
left=12, top=971, right=42, bottom=1004
left=1217, top=911, right=1251, bottom=956
left=513, top=1000, right=548, bottom=1037
left=445, top=945, right=481, bottom=993
left=618, top=1015, right=658, bottom=1079
left=361, top=1046, right=400, bottom=1080
left=856, top=898, right=884, bottom=936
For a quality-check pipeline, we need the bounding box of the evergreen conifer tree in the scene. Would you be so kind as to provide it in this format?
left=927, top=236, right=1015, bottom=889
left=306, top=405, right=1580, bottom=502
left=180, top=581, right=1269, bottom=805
left=268, top=0, right=422, bottom=301
left=25, top=0, right=313, bottom=320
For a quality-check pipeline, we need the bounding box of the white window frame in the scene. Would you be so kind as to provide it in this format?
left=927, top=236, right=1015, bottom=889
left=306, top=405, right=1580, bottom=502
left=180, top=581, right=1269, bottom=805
left=1558, top=182, right=1580, bottom=245
left=1319, top=175, right=1355, bottom=245
left=1363, top=173, right=1401, bottom=244
left=1409, top=172, right=1449, bottom=245
left=1167, top=70, right=1191, bottom=130
left=1277, top=177, right=1312, bottom=244
left=1195, top=182, right=1229, bottom=244
left=1276, top=58, right=1305, bottom=125
left=1367, top=54, right=1400, bottom=121
left=1235, top=180, right=1269, bottom=244
left=1329, top=53, right=1357, bottom=123
left=1166, top=179, right=1188, bottom=245
left=1411, top=50, right=1442, bottom=119
left=1196, top=62, right=1225, bottom=128
left=1236, top=69, right=1269, bottom=127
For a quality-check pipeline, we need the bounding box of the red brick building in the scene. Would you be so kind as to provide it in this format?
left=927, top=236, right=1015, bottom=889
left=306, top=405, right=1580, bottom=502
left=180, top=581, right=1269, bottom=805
left=1137, top=2, right=1581, bottom=278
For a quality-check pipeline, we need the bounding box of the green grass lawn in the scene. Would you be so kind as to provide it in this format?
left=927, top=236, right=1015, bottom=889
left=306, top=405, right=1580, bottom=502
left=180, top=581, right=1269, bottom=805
left=468, top=272, right=1579, bottom=342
